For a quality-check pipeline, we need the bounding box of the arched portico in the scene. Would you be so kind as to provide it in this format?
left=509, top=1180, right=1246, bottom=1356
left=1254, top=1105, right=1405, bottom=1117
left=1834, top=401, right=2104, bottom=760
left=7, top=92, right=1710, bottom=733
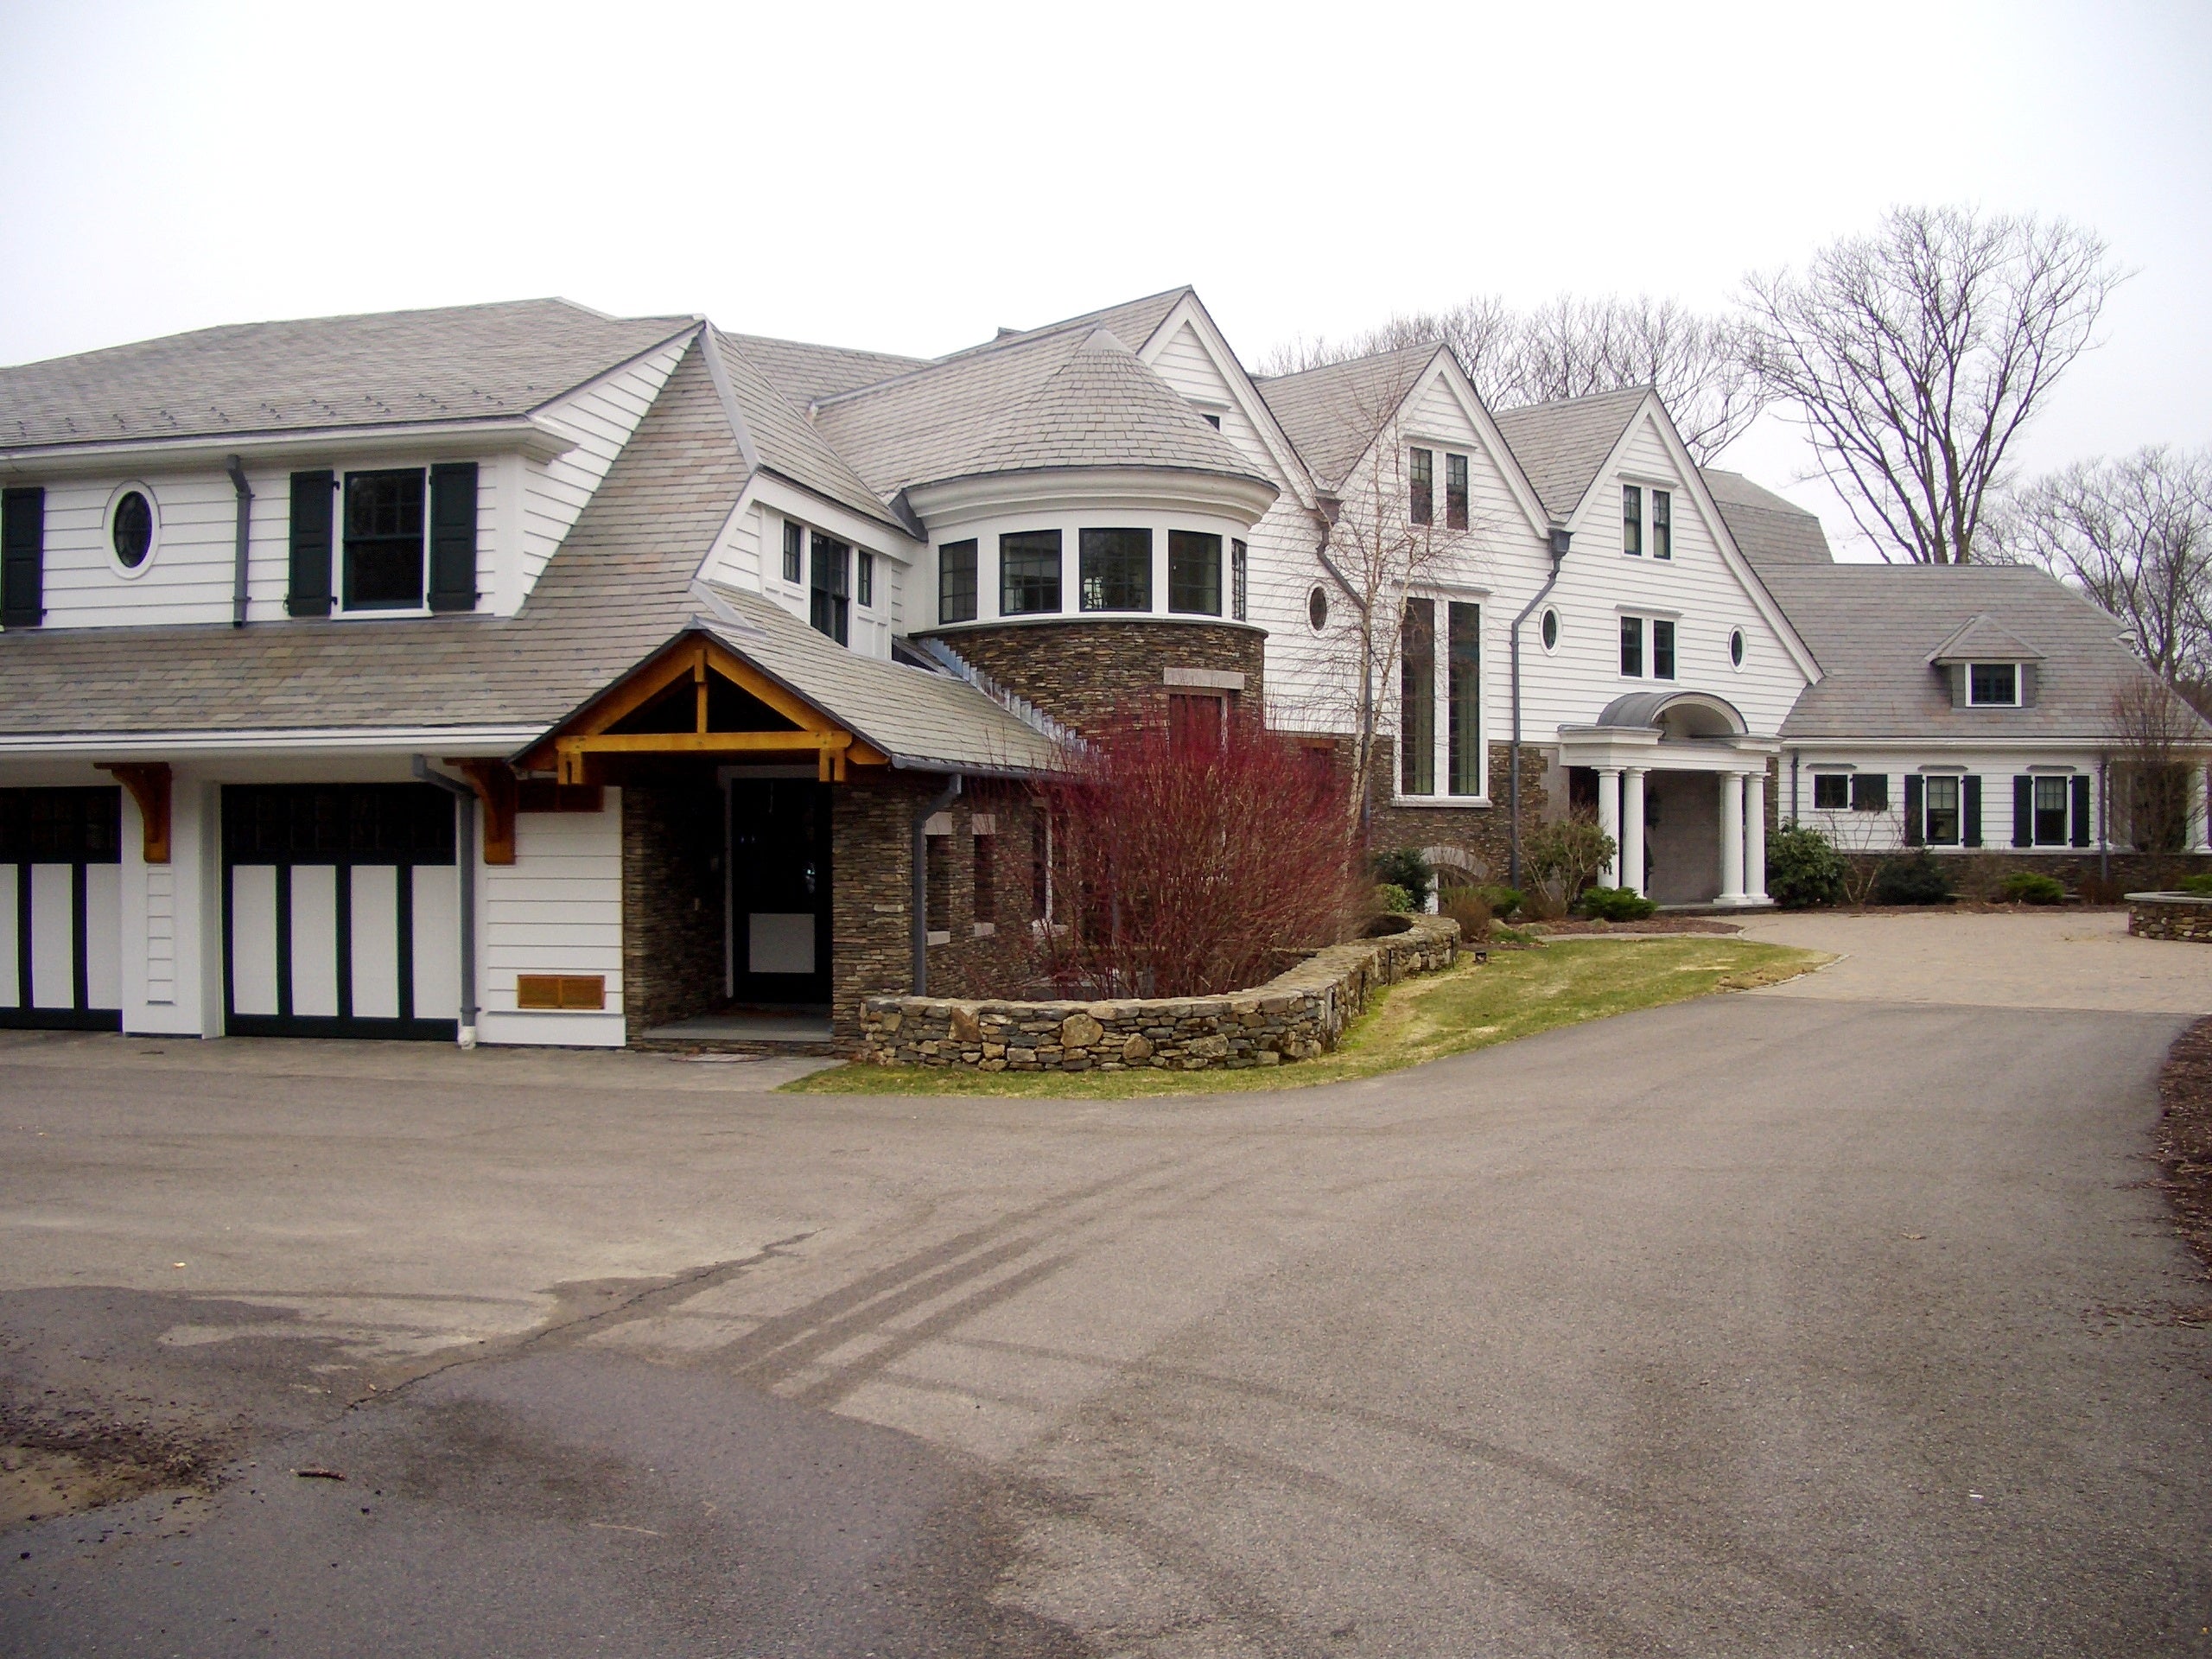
left=1557, top=691, right=1777, bottom=906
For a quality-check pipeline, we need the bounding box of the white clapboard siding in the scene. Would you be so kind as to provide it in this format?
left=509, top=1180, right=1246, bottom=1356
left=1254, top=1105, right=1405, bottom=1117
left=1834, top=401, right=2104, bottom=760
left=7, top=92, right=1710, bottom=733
left=518, top=340, right=691, bottom=597
left=481, top=792, right=624, bottom=1016
left=1783, top=747, right=2111, bottom=851
left=1145, top=321, right=1296, bottom=491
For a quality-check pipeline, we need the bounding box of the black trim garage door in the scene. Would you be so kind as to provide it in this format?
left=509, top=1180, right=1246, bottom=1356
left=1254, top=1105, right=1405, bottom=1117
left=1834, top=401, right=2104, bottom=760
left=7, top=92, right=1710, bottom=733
left=0, top=787, right=124, bottom=1031
left=223, top=785, right=461, bottom=1040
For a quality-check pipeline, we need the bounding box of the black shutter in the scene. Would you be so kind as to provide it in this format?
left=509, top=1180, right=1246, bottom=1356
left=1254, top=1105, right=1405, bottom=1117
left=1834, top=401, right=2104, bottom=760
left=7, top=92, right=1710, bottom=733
left=1904, top=774, right=1924, bottom=846
left=1962, top=776, right=1982, bottom=847
left=287, top=471, right=336, bottom=617
left=2070, top=774, right=2092, bottom=848
left=2, top=486, right=45, bottom=628
left=2012, top=776, right=2033, bottom=848
left=428, top=462, right=480, bottom=613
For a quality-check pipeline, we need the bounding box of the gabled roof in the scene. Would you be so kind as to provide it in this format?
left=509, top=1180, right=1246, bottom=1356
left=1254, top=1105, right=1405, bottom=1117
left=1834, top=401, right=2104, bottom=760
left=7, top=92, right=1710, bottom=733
left=1700, top=468, right=1835, bottom=569
left=1756, top=564, right=2202, bottom=741
left=1490, top=386, right=1650, bottom=518
left=1926, top=613, right=2045, bottom=664
left=810, top=324, right=1265, bottom=497
left=707, top=330, right=903, bottom=529
left=934, top=288, right=1192, bottom=364
left=0, top=298, right=696, bottom=453
left=1253, top=344, right=1442, bottom=490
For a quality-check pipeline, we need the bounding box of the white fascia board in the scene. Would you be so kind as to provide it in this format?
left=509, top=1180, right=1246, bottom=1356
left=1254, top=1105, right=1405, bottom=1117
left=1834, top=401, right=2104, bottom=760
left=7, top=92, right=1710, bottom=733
left=0, top=726, right=541, bottom=759
left=1139, top=293, right=1319, bottom=510
left=746, top=474, right=923, bottom=562
left=906, top=466, right=1279, bottom=526
left=1408, top=357, right=1556, bottom=544
left=1783, top=734, right=2137, bottom=754
left=1566, top=392, right=1824, bottom=686
left=0, top=417, right=582, bottom=479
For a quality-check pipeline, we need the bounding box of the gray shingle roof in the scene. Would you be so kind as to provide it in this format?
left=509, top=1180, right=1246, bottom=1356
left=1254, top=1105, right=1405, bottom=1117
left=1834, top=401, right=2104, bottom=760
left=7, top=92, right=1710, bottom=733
left=1758, top=564, right=2205, bottom=741
left=709, top=331, right=902, bottom=528
left=1253, top=345, right=1441, bottom=490
left=0, top=336, right=1052, bottom=773
left=811, top=325, right=1265, bottom=497
left=1700, top=468, right=1835, bottom=569
left=934, top=289, right=1192, bottom=364
left=716, top=334, right=928, bottom=404
left=1491, top=386, right=1649, bottom=518
left=1926, top=613, right=2046, bottom=664
left=0, top=299, right=696, bottom=452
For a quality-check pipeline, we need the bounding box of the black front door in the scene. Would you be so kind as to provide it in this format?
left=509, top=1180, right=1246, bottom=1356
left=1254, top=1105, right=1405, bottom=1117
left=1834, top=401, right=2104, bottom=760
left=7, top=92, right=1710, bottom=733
left=728, top=780, right=830, bottom=1004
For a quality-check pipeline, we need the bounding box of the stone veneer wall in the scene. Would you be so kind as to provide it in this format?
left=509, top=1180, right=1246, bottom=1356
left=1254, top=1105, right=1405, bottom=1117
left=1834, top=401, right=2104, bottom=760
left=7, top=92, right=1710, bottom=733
left=914, top=619, right=1266, bottom=735
left=621, top=782, right=726, bottom=1039
left=858, top=914, right=1458, bottom=1072
left=2125, top=893, right=2212, bottom=942
left=1836, top=848, right=2211, bottom=901
left=1363, top=740, right=1551, bottom=885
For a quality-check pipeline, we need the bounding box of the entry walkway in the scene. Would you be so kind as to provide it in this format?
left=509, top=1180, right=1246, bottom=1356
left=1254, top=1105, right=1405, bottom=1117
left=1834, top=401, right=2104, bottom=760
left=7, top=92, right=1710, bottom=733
left=1736, top=906, right=2210, bottom=1014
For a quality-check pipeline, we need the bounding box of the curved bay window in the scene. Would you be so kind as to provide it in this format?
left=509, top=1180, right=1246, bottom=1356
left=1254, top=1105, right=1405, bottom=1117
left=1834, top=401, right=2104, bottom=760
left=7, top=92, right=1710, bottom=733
left=1000, top=530, right=1062, bottom=615
left=1168, top=531, right=1221, bottom=615
left=1079, top=528, right=1151, bottom=612
left=939, top=539, right=978, bottom=624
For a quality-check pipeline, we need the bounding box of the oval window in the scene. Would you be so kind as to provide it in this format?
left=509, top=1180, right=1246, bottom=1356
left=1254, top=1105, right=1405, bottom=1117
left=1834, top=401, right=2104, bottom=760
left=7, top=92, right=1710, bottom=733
left=1307, top=585, right=1329, bottom=632
left=112, top=490, right=154, bottom=569
left=1540, top=607, right=1559, bottom=651
left=1730, top=627, right=1745, bottom=668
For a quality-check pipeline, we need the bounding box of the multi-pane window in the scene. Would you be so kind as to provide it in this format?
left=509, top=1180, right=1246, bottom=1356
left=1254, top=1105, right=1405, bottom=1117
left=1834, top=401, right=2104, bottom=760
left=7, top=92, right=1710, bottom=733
left=1619, top=615, right=1644, bottom=677
left=1623, top=486, right=1643, bottom=556
left=782, top=520, right=803, bottom=583
left=1000, top=530, right=1062, bottom=615
left=1168, top=531, right=1222, bottom=615
left=1445, top=454, right=1470, bottom=531
left=343, top=469, right=426, bottom=608
left=1814, top=774, right=1851, bottom=810
left=1816, top=774, right=1888, bottom=811
left=856, top=550, right=874, bottom=608
left=1447, top=601, right=1480, bottom=797
left=1409, top=448, right=1434, bottom=526
left=1651, top=491, right=1671, bottom=559
left=1968, top=663, right=2018, bottom=705
left=1924, top=776, right=1961, bottom=845
left=1852, top=773, right=1888, bottom=811
left=809, top=533, right=850, bottom=644
left=1401, top=598, right=1436, bottom=795
left=1231, top=539, right=1248, bottom=622
left=1079, top=528, right=1151, bottom=612
left=2033, top=776, right=2069, bottom=844
left=1652, top=618, right=1676, bottom=680
left=938, top=539, right=977, bottom=624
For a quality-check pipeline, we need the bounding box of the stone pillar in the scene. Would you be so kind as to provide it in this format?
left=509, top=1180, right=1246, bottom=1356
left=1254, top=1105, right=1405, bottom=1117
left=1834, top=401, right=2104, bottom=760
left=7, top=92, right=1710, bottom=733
left=1718, top=771, right=1746, bottom=903
left=1745, top=769, right=1768, bottom=902
left=1598, top=767, right=1623, bottom=887
left=1622, top=768, right=1648, bottom=897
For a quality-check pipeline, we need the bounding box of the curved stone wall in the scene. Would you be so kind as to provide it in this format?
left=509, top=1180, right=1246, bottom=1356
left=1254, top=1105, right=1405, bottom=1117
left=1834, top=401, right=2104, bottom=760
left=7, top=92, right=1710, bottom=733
left=915, top=618, right=1266, bottom=736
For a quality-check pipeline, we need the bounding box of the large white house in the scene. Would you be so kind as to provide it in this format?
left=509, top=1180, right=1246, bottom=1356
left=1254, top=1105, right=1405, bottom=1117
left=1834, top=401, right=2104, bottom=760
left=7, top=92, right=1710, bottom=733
left=0, top=289, right=2202, bottom=1049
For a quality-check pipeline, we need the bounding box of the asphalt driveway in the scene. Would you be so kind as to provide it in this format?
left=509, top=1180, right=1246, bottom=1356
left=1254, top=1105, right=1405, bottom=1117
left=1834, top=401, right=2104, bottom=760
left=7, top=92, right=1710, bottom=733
left=3, top=914, right=2207, bottom=1656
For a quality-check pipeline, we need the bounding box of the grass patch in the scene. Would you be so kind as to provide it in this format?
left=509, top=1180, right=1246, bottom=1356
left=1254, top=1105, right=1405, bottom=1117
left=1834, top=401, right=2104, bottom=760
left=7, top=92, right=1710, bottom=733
left=783, top=938, right=1829, bottom=1100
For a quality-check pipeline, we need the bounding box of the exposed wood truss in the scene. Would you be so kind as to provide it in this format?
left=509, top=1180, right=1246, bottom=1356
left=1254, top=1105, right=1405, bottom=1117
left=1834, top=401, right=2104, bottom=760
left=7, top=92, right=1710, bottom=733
left=522, top=636, right=885, bottom=786
left=97, top=762, right=170, bottom=864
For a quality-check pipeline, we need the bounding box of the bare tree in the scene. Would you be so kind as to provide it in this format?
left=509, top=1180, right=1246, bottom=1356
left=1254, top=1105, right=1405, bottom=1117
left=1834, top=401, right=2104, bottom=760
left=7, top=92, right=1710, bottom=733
left=1989, top=446, right=2212, bottom=683
left=1259, top=294, right=1767, bottom=462
left=2105, top=678, right=2208, bottom=855
left=1745, top=205, right=2126, bottom=564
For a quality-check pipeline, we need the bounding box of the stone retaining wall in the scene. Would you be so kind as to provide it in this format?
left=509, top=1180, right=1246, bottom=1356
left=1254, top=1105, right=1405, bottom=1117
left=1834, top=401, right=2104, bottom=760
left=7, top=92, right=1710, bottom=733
left=858, top=914, right=1459, bottom=1071
left=2126, top=893, right=2212, bottom=943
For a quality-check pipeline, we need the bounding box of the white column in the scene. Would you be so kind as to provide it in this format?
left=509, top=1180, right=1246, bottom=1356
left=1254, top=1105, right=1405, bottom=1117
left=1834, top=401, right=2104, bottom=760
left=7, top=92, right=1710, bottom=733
left=1597, top=767, right=1623, bottom=887
left=1745, top=769, right=1768, bottom=902
left=1622, top=768, right=1648, bottom=897
left=2191, top=764, right=2210, bottom=853
left=1718, top=772, right=1746, bottom=903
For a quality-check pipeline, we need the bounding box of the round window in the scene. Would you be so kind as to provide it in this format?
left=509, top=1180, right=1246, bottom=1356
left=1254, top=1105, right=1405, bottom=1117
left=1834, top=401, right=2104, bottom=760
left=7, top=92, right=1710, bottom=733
left=1307, top=585, right=1329, bottom=632
left=1730, top=627, right=1745, bottom=669
left=1540, top=607, right=1559, bottom=651
left=112, top=490, right=154, bottom=569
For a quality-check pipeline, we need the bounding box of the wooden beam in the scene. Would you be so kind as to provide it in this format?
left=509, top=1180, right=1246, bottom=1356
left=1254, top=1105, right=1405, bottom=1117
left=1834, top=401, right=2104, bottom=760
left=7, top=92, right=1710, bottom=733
left=97, top=762, right=170, bottom=864
left=443, top=759, right=520, bottom=865
left=553, top=729, right=857, bottom=784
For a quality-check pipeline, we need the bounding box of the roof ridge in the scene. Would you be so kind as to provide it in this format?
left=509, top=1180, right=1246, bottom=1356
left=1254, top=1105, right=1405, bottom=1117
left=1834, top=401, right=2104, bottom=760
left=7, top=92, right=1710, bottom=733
left=1492, top=383, right=1653, bottom=419
left=929, top=285, right=1195, bottom=365
left=1251, top=340, right=1444, bottom=386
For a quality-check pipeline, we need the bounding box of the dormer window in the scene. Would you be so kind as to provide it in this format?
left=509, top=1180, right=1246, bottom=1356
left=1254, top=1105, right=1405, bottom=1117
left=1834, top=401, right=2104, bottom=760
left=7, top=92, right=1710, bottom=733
left=1967, top=663, right=2018, bottom=706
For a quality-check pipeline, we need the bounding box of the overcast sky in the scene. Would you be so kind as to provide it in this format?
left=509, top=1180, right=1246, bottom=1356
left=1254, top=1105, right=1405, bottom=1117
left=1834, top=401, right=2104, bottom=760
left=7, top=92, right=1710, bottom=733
left=3, top=0, right=2204, bottom=557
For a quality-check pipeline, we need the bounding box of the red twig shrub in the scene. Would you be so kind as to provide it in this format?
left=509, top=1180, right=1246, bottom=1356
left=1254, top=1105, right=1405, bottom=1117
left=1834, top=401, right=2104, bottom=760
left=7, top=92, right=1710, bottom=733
left=1036, top=715, right=1362, bottom=998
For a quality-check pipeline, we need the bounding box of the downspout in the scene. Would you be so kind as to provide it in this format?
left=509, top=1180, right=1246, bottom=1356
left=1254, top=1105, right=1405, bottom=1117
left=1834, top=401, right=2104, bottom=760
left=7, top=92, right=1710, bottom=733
left=2098, top=753, right=2110, bottom=885
left=1508, top=527, right=1572, bottom=889
left=226, top=456, right=252, bottom=628
left=911, top=774, right=962, bottom=996
left=1790, top=750, right=1801, bottom=823
left=412, top=758, right=479, bottom=1049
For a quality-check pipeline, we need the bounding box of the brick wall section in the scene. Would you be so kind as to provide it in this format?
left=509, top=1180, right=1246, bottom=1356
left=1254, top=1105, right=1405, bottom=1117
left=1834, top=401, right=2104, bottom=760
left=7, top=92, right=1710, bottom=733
left=2127, top=895, right=2212, bottom=942
left=859, top=915, right=1458, bottom=1073
left=915, top=620, right=1266, bottom=735
left=621, top=782, right=725, bottom=1038
left=1837, top=848, right=2211, bottom=900
left=1363, top=740, right=1551, bottom=885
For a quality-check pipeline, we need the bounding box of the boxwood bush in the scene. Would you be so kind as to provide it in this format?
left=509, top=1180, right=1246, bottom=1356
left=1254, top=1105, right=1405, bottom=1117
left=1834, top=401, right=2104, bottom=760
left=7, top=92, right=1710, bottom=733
left=1579, top=886, right=1658, bottom=922
left=1874, top=853, right=1954, bottom=906
left=1766, top=825, right=1847, bottom=909
left=1999, top=870, right=2067, bottom=906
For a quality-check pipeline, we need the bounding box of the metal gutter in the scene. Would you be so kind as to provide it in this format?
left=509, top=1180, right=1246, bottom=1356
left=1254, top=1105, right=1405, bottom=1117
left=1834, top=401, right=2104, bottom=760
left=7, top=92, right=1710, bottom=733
left=411, top=758, right=480, bottom=1049
left=1509, top=527, right=1571, bottom=889
left=225, top=455, right=252, bottom=627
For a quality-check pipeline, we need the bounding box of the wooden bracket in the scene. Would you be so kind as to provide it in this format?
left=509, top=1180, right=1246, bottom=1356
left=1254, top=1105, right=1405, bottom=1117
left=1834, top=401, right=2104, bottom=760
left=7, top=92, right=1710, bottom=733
left=443, top=759, right=519, bottom=865
left=97, top=762, right=171, bottom=864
